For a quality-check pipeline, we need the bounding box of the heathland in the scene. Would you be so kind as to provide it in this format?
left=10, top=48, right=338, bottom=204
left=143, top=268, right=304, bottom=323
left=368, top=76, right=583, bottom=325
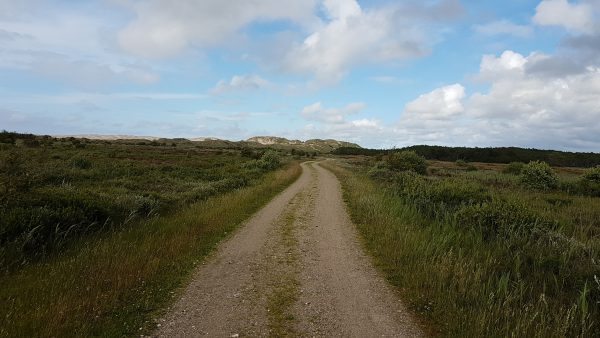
left=0, top=131, right=307, bottom=336
left=1, top=131, right=599, bottom=337
left=327, top=151, right=600, bottom=337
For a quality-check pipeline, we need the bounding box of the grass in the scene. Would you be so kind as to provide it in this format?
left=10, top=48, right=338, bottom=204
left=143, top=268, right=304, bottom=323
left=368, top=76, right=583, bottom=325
left=266, top=192, right=303, bottom=337
left=1, top=138, right=285, bottom=270
left=323, top=159, right=600, bottom=337
left=0, top=141, right=301, bottom=337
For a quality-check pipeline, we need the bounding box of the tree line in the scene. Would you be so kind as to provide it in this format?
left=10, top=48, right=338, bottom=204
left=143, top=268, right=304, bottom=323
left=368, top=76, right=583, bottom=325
left=333, top=145, right=600, bottom=167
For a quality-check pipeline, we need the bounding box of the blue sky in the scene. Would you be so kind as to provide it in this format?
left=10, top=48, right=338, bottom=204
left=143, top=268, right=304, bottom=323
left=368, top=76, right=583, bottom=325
left=1, top=0, right=600, bottom=150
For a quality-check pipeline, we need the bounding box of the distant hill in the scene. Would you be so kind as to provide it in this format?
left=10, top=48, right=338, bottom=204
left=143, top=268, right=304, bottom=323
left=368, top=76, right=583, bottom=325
left=54, top=134, right=161, bottom=141
left=333, top=145, right=600, bottom=168
left=246, top=136, right=361, bottom=153
left=1, top=131, right=358, bottom=154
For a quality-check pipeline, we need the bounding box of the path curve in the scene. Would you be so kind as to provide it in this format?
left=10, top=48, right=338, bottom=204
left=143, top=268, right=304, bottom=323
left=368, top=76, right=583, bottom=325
left=154, top=161, right=423, bottom=337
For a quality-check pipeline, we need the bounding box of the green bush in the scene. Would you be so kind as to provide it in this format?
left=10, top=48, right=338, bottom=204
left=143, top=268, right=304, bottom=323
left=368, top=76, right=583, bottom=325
left=387, top=150, right=427, bottom=175
left=503, top=162, right=525, bottom=175
left=582, top=166, right=600, bottom=183
left=520, top=161, right=558, bottom=190
left=259, top=150, right=281, bottom=170
left=70, top=157, right=92, bottom=169
left=456, top=159, right=468, bottom=167
left=455, top=198, right=552, bottom=240
left=367, top=161, right=393, bottom=180
left=576, top=166, right=600, bottom=197
left=242, top=150, right=281, bottom=172
left=389, top=172, right=491, bottom=218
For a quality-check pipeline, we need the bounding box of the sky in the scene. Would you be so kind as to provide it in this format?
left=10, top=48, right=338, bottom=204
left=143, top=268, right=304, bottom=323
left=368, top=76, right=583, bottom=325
left=1, top=0, right=600, bottom=150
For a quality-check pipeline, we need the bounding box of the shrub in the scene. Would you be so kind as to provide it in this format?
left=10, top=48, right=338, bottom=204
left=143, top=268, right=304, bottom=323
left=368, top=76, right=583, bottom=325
left=259, top=150, right=281, bottom=170
left=577, top=166, right=600, bottom=197
left=242, top=151, right=281, bottom=172
left=388, top=172, right=491, bottom=218
left=367, top=161, right=394, bottom=180
left=455, top=198, right=552, bottom=240
left=70, top=157, right=92, bottom=169
left=520, top=161, right=558, bottom=190
left=387, top=150, right=427, bottom=175
left=503, top=162, right=525, bottom=175
left=582, top=166, right=600, bottom=183
left=456, top=159, right=468, bottom=167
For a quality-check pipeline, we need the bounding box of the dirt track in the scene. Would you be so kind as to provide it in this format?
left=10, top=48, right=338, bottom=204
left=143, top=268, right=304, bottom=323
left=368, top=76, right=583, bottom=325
left=154, top=161, right=423, bottom=337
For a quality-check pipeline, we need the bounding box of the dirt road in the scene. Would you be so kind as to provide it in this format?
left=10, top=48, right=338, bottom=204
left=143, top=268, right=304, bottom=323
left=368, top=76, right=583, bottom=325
left=154, top=161, right=423, bottom=337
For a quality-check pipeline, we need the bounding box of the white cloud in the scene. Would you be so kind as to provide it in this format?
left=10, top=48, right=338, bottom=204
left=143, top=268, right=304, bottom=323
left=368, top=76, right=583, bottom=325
left=300, top=101, right=366, bottom=124
left=210, top=74, right=270, bottom=95
left=395, top=50, right=600, bottom=150
left=0, top=4, right=160, bottom=88
left=473, top=20, right=533, bottom=38
left=280, top=0, right=460, bottom=83
left=403, top=84, right=466, bottom=120
left=477, top=50, right=528, bottom=81
left=533, top=0, right=595, bottom=34
left=117, top=0, right=319, bottom=59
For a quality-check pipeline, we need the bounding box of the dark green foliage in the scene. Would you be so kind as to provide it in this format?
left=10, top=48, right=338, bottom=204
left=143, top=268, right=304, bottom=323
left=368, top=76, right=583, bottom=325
left=575, top=166, right=600, bottom=197
left=333, top=144, right=600, bottom=167
left=0, top=137, right=285, bottom=268
left=456, top=198, right=553, bottom=240
left=520, top=161, right=558, bottom=190
left=240, top=147, right=260, bottom=159
left=70, top=157, right=92, bottom=169
left=582, top=166, right=600, bottom=183
left=386, top=150, right=427, bottom=175
left=243, top=150, right=282, bottom=171
left=387, top=171, right=491, bottom=219
left=503, top=161, right=525, bottom=174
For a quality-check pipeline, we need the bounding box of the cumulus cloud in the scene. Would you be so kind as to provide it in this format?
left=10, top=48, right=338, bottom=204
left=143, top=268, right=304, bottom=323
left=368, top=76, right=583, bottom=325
left=403, top=84, right=465, bottom=120
left=280, top=0, right=463, bottom=82
left=473, top=20, right=533, bottom=38
left=117, top=0, right=318, bottom=59
left=533, top=0, right=596, bottom=34
left=300, top=101, right=366, bottom=124
left=395, top=50, right=600, bottom=150
left=0, top=3, right=160, bottom=88
left=210, top=74, right=270, bottom=95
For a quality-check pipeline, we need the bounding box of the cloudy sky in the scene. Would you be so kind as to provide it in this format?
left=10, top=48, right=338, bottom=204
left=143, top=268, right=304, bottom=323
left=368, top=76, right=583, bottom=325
left=1, top=0, right=600, bottom=150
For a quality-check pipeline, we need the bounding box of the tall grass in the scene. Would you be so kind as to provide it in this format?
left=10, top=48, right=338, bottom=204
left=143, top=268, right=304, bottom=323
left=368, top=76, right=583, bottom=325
left=1, top=141, right=283, bottom=270
left=0, top=162, right=301, bottom=337
left=323, top=160, right=599, bottom=337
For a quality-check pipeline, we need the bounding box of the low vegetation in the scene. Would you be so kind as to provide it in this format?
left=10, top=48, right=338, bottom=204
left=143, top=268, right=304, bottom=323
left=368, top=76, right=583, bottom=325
left=0, top=133, right=301, bottom=336
left=325, top=157, right=600, bottom=337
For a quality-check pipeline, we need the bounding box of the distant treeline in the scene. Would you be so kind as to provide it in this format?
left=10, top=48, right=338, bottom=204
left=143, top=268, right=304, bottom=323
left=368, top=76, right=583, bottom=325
left=333, top=145, right=600, bottom=167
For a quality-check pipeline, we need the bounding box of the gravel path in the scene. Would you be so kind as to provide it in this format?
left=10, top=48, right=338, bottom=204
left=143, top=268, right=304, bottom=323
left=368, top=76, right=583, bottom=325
left=154, top=161, right=423, bottom=337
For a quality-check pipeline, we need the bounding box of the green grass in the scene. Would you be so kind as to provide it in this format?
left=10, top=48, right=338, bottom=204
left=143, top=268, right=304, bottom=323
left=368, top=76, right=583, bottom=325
left=323, top=159, right=600, bottom=337
left=0, top=139, right=287, bottom=269
left=0, top=138, right=301, bottom=337
left=266, top=193, right=303, bottom=337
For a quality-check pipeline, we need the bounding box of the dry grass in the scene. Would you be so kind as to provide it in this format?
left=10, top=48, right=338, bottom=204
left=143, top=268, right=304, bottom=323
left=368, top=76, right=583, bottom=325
left=0, top=163, right=301, bottom=337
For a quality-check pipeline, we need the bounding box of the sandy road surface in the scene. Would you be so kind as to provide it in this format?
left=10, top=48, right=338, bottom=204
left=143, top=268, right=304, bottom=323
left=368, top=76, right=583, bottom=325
left=154, top=161, right=423, bottom=337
